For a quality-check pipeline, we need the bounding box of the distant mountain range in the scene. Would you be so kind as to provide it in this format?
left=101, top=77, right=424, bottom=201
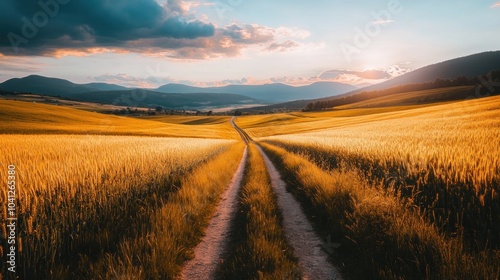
left=1, top=51, right=499, bottom=111
left=347, top=50, right=500, bottom=94
left=0, top=75, right=129, bottom=95
left=249, top=51, right=500, bottom=111
left=0, top=75, right=357, bottom=109
left=71, top=90, right=262, bottom=109
left=155, top=82, right=357, bottom=102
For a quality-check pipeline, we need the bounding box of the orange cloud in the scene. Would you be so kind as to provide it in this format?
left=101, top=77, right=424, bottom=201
left=50, top=48, right=130, bottom=58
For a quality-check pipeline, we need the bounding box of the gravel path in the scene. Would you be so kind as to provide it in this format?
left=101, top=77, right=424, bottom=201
left=180, top=147, right=248, bottom=280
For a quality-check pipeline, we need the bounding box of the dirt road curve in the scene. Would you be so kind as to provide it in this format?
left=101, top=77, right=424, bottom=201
left=181, top=118, right=342, bottom=280
left=230, top=117, right=252, bottom=144
left=180, top=147, right=248, bottom=280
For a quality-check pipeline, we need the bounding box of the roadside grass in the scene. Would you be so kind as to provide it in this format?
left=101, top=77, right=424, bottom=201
left=0, top=135, right=234, bottom=279
left=264, top=95, right=500, bottom=251
left=261, top=143, right=499, bottom=280
left=85, top=142, right=246, bottom=279
left=217, top=143, right=300, bottom=279
left=0, top=100, right=238, bottom=139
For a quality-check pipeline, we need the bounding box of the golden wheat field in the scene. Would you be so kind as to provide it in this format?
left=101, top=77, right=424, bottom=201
left=1, top=94, right=499, bottom=279
left=0, top=100, right=238, bottom=139
left=260, top=96, right=500, bottom=253
left=265, top=96, right=500, bottom=193
left=0, top=135, right=235, bottom=278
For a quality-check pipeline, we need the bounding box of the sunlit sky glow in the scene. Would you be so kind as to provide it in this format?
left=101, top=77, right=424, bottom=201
left=0, top=0, right=499, bottom=88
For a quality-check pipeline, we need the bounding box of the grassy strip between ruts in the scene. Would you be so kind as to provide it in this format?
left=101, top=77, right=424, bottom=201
left=261, top=142, right=499, bottom=280
left=216, top=143, right=300, bottom=279
left=83, top=142, right=246, bottom=279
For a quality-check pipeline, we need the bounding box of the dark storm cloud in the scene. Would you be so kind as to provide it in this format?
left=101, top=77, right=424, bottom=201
left=0, top=0, right=215, bottom=55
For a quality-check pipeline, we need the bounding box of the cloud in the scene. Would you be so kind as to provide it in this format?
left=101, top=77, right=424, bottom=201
left=372, top=19, right=395, bottom=25
left=319, top=69, right=392, bottom=80
left=270, top=76, right=306, bottom=85
left=0, top=1, right=310, bottom=59
left=222, top=24, right=274, bottom=44
left=90, top=72, right=313, bottom=88
left=314, top=65, right=411, bottom=86
left=275, top=27, right=311, bottom=40
left=492, top=1, right=500, bottom=7
left=0, top=1, right=215, bottom=54
left=0, top=53, right=44, bottom=72
left=89, top=73, right=256, bottom=88
left=265, top=40, right=300, bottom=52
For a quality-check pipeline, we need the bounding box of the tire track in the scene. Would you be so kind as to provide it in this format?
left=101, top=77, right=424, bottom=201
left=180, top=147, right=248, bottom=280
left=231, top=117, right=252, bottom=144
left=183, top=118, right=342, bottom=279
left=232, top=118, right=342, bottom=280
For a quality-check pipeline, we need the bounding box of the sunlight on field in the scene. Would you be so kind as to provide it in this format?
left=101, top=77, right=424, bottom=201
left=336, top=86, right=474, bottom=109
left=266, top=96, right=500, bottom=193
left=262, top=143, right=499, bottom=279
left=0, top=135, right=234, bottom=278
left=139, top=115, right=230, bottom=125
left=236, top=104, right=446, bottom=138
left=263, top=96, right=500, bottom=256
left=0, top=100, right=238, bottom=139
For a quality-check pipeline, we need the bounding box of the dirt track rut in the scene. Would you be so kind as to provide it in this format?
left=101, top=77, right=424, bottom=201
left=181, top=117, right=342, bottom=279
left=180, top=147, right=248, bottom=280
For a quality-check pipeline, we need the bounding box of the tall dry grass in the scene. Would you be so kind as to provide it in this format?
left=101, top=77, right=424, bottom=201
left=0, top=135, right=234, bottom=279
left=87, top=142, right=246, bottom=279
left=265, top=97, right=500, bottom=250
left=262, top=143, right=499, bottom=280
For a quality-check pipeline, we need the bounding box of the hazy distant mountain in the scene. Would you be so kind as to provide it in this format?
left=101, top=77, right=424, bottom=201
left=0, top=75, right=128, bottom=96
left=1, top=75, right=355, bottom=104
left=249, top=51, right=500, bottom=111
left=350, top=51, right=500, bottom=94
left=71, top=90, right=262, bottom=109
left=156, top=82, right=357, bottom=102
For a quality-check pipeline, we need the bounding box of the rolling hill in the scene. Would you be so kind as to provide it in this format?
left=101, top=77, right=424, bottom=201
left=0, top=75, right=356, bottom=106
left=246, top=51, right=500, bottom=111
left=0, top=75, right=128, bottom=96
left=71, top=90, right=262, bottom=109
left=0, top=99, right=237, bottom=138
left=350, top=51, right=500, bottom=94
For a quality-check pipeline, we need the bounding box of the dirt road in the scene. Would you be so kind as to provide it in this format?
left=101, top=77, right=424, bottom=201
left=180, top=146, right=248, bottom=280
left=257, top=146, right=342, bottom=280
left=181, top=117, right=342, bottom=279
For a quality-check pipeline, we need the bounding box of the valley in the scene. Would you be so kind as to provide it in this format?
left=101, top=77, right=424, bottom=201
left=1, top=82, right=499, bottom=278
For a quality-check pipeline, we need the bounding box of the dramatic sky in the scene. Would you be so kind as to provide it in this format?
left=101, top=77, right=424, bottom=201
left=0, top=0, right=499, bottom=88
